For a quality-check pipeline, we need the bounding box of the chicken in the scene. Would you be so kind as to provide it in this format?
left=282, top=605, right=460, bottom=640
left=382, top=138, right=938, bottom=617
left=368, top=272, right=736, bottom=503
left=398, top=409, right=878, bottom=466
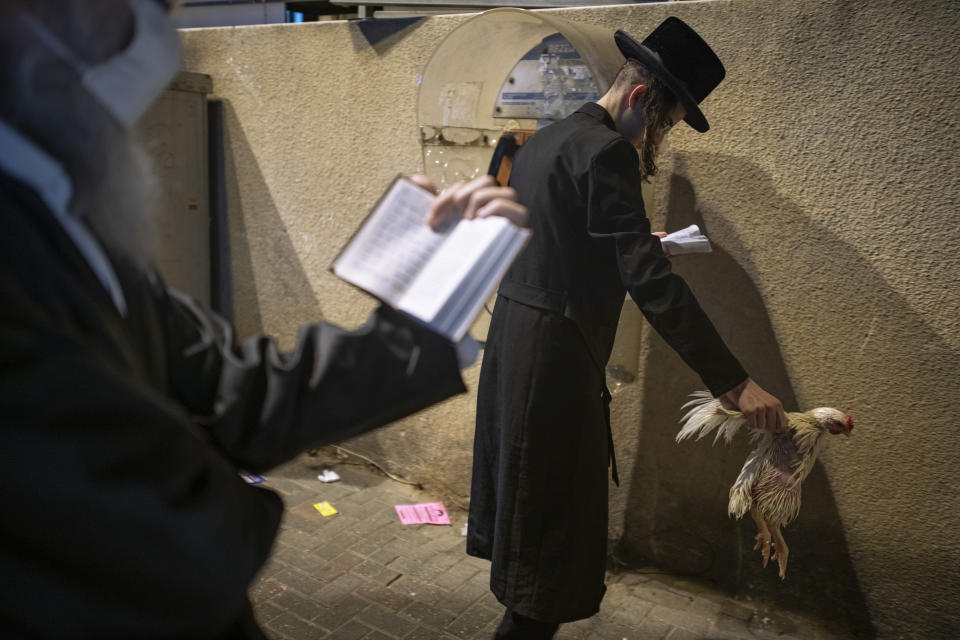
left=676, top=391, right=854, bottom=580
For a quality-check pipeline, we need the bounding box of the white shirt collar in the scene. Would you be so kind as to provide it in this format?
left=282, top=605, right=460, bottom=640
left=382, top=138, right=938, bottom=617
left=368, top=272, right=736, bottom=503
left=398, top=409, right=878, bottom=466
left=0, top=119, right=128, bottom=316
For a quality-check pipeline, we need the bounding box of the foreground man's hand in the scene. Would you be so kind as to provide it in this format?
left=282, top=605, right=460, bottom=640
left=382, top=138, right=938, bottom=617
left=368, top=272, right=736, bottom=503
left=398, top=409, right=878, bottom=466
left=413, top=174, right=528, bottom=229
left=720, top=378, right=787, bottom=434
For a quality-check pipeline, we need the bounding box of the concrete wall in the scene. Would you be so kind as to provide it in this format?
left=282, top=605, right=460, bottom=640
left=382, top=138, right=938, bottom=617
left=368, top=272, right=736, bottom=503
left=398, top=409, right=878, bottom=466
left=179, top=1, right=960, bottom=636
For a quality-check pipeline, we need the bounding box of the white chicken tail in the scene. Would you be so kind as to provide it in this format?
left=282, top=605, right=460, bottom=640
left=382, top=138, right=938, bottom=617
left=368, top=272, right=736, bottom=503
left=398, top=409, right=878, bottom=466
left=676, top=391, right=747, bottom=445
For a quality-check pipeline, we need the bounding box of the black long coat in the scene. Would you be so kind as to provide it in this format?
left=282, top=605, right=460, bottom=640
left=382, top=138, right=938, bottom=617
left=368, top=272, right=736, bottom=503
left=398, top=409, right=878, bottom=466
left=0, top=174, right=465, bottom=638
left=467, top=103, right=748, bottom=623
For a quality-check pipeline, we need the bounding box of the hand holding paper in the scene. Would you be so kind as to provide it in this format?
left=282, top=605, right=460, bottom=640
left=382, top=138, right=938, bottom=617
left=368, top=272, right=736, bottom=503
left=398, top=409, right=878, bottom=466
left=660, top=224, right=712, bottom=256
left=332, top=177, right=530, bottom=342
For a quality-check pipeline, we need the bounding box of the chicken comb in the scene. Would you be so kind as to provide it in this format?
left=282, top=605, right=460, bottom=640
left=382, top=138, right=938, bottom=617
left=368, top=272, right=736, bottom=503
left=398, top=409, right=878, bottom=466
left=845, top=414, right=855, bottom=430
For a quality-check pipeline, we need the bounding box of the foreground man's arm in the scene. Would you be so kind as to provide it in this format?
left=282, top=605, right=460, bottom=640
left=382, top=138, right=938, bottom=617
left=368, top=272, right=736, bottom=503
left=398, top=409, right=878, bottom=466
left=164, top=292, right=467, bottom=471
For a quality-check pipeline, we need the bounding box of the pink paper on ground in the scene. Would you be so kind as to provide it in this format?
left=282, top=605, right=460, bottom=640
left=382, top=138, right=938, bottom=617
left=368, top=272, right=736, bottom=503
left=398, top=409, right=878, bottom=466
left=394, top=502, right=451, bottom=525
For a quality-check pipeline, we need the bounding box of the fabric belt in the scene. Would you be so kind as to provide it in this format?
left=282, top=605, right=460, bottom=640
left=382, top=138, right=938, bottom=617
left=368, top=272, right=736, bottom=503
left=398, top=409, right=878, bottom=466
left=498, top=280, right=620, bottom=486
left=601, top=384, right=618, bottom=486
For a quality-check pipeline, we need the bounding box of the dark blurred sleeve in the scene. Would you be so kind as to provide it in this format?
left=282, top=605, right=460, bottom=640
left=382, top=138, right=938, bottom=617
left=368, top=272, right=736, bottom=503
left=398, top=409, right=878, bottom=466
left=0, top=315, right=281, bottom=638
left=163, top=292, right=466, bottom=471
left=583, top=139, right=747, bottom=396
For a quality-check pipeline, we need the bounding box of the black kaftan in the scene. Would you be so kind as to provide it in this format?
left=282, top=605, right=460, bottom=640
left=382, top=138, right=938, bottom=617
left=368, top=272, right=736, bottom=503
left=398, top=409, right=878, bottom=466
left=0, top=174, right=465, bottom=638
left=467, top=103, right=748, bottom=623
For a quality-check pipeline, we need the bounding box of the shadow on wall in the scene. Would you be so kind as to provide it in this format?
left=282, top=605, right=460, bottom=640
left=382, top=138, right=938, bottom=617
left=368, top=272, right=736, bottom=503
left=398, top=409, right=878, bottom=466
left=614, top=155, right=875, bottom=637
left=348, top=17, right=426, bottom=54
left=220, top=100, right=323, bottom=343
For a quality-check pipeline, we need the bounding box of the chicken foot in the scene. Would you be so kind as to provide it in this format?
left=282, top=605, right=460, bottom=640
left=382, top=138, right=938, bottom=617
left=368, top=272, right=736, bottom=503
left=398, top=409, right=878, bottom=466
left=770, top=523, right=789, bottom=580
left=749, top=506, right=789, bottom=579
left=750, top=506, right=773, bottom=565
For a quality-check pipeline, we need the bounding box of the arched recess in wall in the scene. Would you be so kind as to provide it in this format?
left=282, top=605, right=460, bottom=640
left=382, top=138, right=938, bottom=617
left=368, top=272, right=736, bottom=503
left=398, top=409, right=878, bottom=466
left=417, top=8, right=622, bottom=188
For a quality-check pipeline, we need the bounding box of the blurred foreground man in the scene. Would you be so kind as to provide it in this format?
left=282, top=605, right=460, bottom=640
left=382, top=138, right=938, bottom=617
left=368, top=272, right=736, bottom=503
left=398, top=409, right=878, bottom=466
left=468, top=18, right=787, bottom=638
left=0, top=1, right=524, bottom=637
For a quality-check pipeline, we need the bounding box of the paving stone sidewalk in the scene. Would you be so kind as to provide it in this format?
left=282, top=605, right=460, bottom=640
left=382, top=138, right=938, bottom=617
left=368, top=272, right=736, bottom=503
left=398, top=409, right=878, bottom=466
left=248, top=452, right=847, bottom=640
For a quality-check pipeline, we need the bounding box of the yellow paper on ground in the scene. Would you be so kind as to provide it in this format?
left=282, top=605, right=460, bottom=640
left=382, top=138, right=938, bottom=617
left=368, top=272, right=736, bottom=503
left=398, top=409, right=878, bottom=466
left=313, top=501, right=338, bottom=517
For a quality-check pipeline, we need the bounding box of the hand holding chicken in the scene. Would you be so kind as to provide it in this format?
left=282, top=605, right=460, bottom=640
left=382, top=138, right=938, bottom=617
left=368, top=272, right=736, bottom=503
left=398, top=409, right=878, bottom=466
left=676, top=392, right=854, bottom=579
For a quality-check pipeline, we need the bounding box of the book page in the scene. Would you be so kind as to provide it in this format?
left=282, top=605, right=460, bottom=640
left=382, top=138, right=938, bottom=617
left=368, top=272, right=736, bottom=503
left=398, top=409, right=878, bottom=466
left=396, top=216, right=512, bottom=323
left=661, top=224, right=712, bottom=255
left=435, top=229, right=530, bottom=341
left=332, top=178, right=451, bottom=305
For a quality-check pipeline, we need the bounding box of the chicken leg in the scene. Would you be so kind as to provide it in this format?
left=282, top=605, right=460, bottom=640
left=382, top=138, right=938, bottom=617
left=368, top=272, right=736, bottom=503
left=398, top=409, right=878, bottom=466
left=750, top=506, right=773, bottom=567
left=750, top=505, right=789, bottom=580
left=769, top=523, right=789, bottom=580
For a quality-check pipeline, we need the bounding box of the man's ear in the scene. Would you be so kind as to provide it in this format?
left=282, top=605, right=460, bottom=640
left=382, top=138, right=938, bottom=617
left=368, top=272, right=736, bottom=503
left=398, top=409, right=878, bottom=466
left=627, top=84, right=647, bottom=110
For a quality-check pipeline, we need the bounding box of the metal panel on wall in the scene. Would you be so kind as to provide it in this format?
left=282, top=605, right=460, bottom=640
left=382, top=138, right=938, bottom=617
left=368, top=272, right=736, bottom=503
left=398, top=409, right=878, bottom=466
left=139, top=71, right=213, bottom=306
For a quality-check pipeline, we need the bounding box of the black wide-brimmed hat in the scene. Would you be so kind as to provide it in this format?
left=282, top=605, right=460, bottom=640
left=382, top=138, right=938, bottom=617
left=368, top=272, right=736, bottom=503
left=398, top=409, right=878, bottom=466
left=615, top=17, right=724, bottom=133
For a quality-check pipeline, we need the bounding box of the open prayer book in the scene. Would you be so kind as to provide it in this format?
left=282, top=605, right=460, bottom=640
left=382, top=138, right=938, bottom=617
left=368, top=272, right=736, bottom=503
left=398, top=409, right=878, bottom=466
left=660, top=224, right=712, bottom=255
left=332, top=176, right=531, bottom=342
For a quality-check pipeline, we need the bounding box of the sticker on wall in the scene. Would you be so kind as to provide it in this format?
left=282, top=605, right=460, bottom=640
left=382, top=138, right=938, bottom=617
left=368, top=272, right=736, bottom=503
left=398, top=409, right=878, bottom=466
left=493, top=33, right=600, bottom=122
left=439, top=82, right=482, bottom=128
